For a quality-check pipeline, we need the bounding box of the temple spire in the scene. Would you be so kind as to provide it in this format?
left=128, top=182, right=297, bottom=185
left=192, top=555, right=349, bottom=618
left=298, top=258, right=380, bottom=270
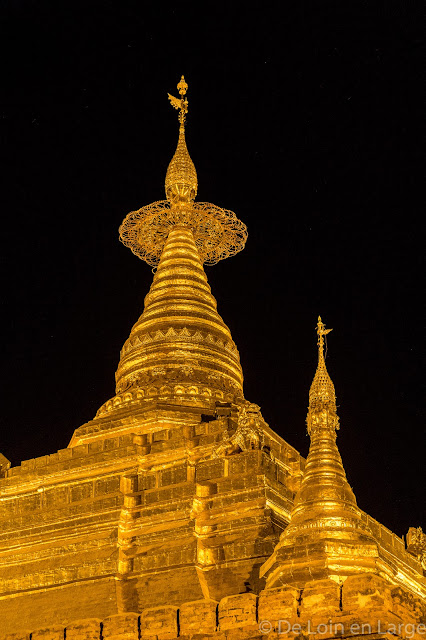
left=316, top=315, right=332, bottom=368
left=119, top=76, right=247, bottom=267
left=108, top=78, right=247, bottom=408
left=306, top=316, right=339, bottom=435
left=166, top=76, right=198, bottom=204
left=260, top=317, right=381, bottom=588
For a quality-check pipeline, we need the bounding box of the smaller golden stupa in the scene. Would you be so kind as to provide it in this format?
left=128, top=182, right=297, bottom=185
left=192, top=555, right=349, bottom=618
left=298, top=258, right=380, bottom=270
left=261, top=317, right=385, bottom=586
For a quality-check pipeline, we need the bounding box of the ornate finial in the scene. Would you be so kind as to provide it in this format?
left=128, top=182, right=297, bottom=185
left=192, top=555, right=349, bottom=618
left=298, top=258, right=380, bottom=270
left=316, top=315, right=332, bottom=358
left=165, top=75, right=197, bottom=205
left=168, top=75, right=189, bottom=128
left=307, top=316, right=339, bottom=433
left=177, top=75, right=188, bottom=95
left=119, top=77, right=247, bottom=266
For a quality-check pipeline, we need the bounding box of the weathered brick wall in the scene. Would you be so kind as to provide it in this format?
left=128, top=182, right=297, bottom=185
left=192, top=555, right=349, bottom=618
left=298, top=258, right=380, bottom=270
left=0, top=578, right=117, bottom=636
left=2, top=573, right=424, bottom=640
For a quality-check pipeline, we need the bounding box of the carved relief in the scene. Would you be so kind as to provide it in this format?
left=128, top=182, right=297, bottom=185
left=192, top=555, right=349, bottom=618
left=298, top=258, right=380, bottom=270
left=212, top=402, right=267, bottom=458
left=406, top=527, right=426, bottom=570
left=114, top=362, right=242, bottom=398
left=121, top=325, right=239, bottom=358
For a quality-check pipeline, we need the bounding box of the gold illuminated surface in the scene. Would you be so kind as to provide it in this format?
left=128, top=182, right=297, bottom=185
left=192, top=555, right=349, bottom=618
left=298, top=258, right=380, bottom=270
left=261, top=317, right=381, bottom=587
left=0, top=81, right=424, bottom=639
left=119, top=76, right=247, bottom=266
left=114, top=225, right=244, bottom=400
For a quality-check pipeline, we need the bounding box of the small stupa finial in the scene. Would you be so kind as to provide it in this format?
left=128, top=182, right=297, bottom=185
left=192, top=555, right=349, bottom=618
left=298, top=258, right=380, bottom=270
left=316, top=315, right=332, bottom=358
left=307, top=316, right=338, bottom=434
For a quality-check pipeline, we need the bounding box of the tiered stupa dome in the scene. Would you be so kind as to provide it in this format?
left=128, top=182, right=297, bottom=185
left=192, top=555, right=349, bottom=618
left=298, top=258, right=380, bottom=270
left=115, top=226, right=244, bottom=397
left=113, top=77, right=247, bottom=405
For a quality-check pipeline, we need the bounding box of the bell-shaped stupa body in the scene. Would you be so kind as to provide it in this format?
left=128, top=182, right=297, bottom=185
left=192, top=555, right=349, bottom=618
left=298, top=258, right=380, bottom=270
left=116, top=225, right=244, bottom=398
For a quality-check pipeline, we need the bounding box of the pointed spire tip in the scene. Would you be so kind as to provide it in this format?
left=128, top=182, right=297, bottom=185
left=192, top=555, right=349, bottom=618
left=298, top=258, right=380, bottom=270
left=307, top=315, right=338, bottom=434
left=166, top=76, right=197, bottom=204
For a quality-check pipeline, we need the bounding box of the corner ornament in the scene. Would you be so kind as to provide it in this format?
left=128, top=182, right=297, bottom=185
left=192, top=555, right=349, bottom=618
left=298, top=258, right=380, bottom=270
left=212, top=402, right=267, bottom=458
left=406, top=527, right=426, bottom=571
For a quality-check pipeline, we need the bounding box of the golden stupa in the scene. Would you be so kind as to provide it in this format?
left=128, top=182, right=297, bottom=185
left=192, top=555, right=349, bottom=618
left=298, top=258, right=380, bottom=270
left=114, top=75, right=247, bottom=403
left=0, top=78, right=424, bottom=639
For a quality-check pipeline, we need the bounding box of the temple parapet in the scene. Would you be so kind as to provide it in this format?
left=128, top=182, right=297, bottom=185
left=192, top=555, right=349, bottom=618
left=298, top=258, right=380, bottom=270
left=2, top=575, right=424, bottom=640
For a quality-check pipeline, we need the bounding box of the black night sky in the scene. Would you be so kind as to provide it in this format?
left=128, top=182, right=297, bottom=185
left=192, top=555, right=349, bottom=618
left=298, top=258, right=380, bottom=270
left=1, top=2, right=424, bottom=537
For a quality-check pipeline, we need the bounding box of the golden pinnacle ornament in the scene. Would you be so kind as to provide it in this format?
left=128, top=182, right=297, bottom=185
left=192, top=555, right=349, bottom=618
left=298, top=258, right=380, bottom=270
left=119, top=76, right=247, bottom=266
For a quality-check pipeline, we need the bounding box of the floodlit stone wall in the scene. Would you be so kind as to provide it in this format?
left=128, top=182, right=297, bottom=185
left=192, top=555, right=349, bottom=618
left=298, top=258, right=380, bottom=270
left=0, top=407, right=303, bottom=634
left=0, top=405, right=423, bottom=635
left=2, top=574, right=424, bottom=640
